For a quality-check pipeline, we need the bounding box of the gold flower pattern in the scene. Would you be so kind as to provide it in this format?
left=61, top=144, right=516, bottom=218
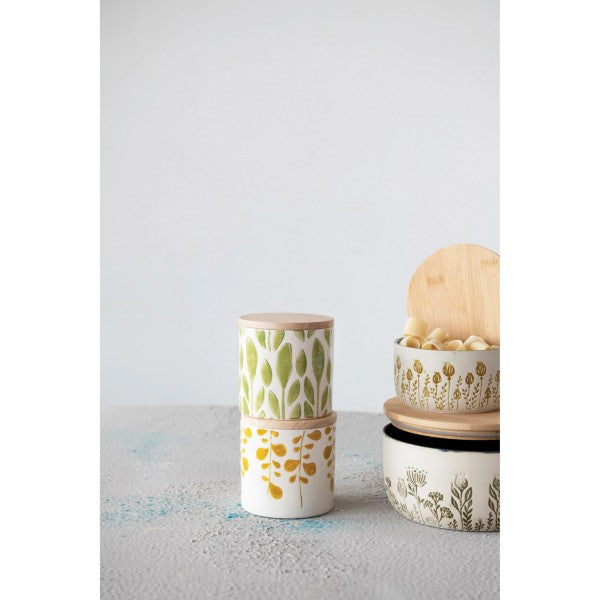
left=395, top=358, right=500, bottom=412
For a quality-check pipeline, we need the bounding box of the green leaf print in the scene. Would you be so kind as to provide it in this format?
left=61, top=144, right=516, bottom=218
left=307, top=331, right=314, bottom=339
left=256, top=330, right=266, bottom=348
left=296, top=350, right=307, bottom=376
left=304, top=378, right=315, bottom=404
left=324, top=328, right=331, bottom=346
left=255, top=387, right=265, bottom=412
left=239, top=346, right=243, bottom=369
left=241, top=398, right=249, bottom=415
left=312, top=338, right=325, bottom=415
left=269, top=391, right=281, bottom=418
left=294, top=331, right=305, bottom=342
left=287, top=379, right=300, bottom=406
left=272, top=331, right=285, bottom=350
left=277, top=343, right=293, bottom=419
left=321, top=386, right=329, bottom=412
left=289, top=404, right=301, bottom=419
left=241, top=374, right=249, bottom=399
left=276, top=343, right=293, bottom=390
left=261, top=360, right=272, bottom=386
left=304, top=401, right=313, bottom=418
left=246, top=338, right=257, bottom=381
left=312, top=339, right=325, bottom=385
left=326, top=359, right=331, bottom=385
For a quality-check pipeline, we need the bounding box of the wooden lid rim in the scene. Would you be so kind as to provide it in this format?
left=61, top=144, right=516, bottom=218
left=388, top=418, right=500, bottom=441
left=238, top=313, right=334, bottom=331
left=240, top=411, right=337, bottom=430
left=384, top=397, right=500, bottom=439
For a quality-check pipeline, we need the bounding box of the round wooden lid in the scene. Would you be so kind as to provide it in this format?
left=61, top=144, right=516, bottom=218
left=238, top=313, right=334, bottom=331
left=406, top=244, right=499, bottom=346
left=384, top=397, right=500, bottom=441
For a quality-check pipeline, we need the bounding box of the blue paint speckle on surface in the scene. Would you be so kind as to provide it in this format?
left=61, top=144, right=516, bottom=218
left=285, top=518, right=342, bottom=532
left=101, top=490, right=220, bottom=526
left=225, top=512, right=246, bottom=520
left=102, top=428, right=172, bottom=462
left=223, top=502, right=251, bottom=521
left=254, top=515, right=347, bottom=534
left=127, top=431, right=165, bottom=461
left=101, top=495, right=177, bottom=525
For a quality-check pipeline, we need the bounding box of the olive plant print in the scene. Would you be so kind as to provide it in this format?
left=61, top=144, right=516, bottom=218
left=384, top=469, right=500, bottom=531
left=239, top=326, right=333, bottom=419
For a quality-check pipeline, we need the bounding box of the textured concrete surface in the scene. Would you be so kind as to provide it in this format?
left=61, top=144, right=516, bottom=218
left=101, top=406, right=499, bottom=599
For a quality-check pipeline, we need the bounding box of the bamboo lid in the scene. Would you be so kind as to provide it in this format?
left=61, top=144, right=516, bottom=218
left=238, top=313, right=334, bottom=331
left=406, top=244, right=499, bottom=346
left=240, top=411, right=337, bottom=430
left=384, top=398, right=499, bottom=441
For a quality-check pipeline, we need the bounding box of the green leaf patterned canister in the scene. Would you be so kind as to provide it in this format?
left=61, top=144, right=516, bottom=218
left=238, top=313, right=334, bottom=419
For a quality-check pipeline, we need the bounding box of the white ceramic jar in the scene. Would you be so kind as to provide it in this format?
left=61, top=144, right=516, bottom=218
left=240, top=413, right=336, bottom=518
left=383, top=424, right=499, bottom=531
left=394, top=338, right=500, bottom=413
left=239, top=313, right=334, bottom=419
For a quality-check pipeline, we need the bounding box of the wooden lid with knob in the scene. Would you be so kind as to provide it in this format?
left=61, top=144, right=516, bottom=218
left=406, top=244, right=499, bottom=346
left=384, top=397, right=500, bottom=441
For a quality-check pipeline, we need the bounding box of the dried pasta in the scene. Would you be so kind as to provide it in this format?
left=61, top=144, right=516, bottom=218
left=400, top=336, right=422, bottom=348
left=427, top=328, right=449, bottom=343
left=401, top=317, right=499, bottom=351
left=469, top=340, right=490, bottom=350
left=402, top=316, right=428, bottom=338
left=444, top=339, right=466, bottom=351
left=422, top=339, right=443, bottom=350
left=464, top=335, right=485, bottom=349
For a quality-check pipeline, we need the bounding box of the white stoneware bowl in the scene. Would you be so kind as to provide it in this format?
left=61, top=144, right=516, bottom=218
left=394, top=338, right=500, bottom=413
left=239, top=314, right=334, bottom=419
left=240, top=413, right=336, bottom=518
left=383, top=424, right=499, bottom=531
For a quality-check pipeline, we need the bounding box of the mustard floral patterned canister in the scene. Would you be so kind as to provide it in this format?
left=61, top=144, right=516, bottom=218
left=240, top=413, right=336, bottom=518
left=238, top=313, right=334, bottom=419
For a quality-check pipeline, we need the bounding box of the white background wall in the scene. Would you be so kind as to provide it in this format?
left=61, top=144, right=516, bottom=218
left=101, top=0, right=498, bottom=410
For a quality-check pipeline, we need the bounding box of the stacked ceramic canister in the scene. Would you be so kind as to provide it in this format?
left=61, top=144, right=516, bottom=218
left=238, top=313, right=336, bottom=518
left=382, top=244, right=501, bottom=532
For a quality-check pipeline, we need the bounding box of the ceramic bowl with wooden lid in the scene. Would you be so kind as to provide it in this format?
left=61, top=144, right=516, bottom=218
left=238, top=313, right=334, bottom=420
left=240, top=412, right=336, bottom=518
left=382, top=398, right=499, bottom=531
left=396, top=244, right=500, bottom=413
left=394, top=340, right=499, bottom=413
